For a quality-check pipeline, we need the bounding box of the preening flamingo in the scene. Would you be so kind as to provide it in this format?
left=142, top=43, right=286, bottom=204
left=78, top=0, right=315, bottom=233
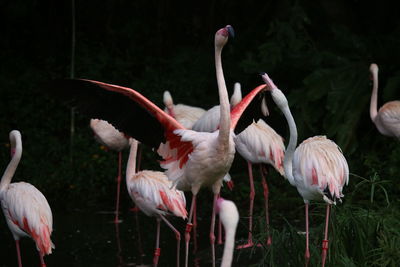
left=126, top=139, right=186, bottom=267
left=47, top=25, right=268, bottom=267
left=262, top=73, right=349, bottom=267
left=163, top=90, right=206, bottom=129
left=0, top=130, right=54, bottom=267
left=194, top=82, right=284, bottom=248
left=369, top=63, right=400, bottom=139
left=216, top=197, right=239, bottom=267
left=90, top=119, right=130, bottom=223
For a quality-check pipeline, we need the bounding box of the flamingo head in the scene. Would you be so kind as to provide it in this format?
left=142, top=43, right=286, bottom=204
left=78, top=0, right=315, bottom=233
left=369, top=63, right=378, bottom=81
left=215, top=25, right=234, bottom=49
left=261, top=72, right=288, bottom=109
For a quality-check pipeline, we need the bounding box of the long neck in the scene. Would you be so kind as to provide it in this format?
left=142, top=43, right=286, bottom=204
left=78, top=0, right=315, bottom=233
left=0, top=132, right=22, bottom=192
left=220, top=222, right=236, bottom=267
left=281, top=105, right=298, bottom=186
left=215, top=44, right=231, bottom=149
left=370, top=69, right=379, bottom=122
left=126, top=139, right=138, bottom=181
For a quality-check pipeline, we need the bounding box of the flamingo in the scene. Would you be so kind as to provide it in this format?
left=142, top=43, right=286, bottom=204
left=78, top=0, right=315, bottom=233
left=126, top=138, right=186, bottom=267
left=194, top=82, right=285, bottom=248
left=47, top=25, right=269, bottom=267
left=0, top=130, right=54, bottom=267
left=369, top=63, right=400, bottom=139
left=163, top=90, right=206, bottom=129
left=216, top=197, right=239, bottom=267
left=90, top=118, right=130, bottom=223
left=262, top=73, right=349, bottom=267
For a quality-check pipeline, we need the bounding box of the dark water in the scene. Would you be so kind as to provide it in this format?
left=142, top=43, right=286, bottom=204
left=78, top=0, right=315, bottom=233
left=0, top=206, right=254, bottom=267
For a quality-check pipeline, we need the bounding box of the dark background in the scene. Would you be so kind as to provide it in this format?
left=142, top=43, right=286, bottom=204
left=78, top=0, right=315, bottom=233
left=1, top=0, right=400, bottom=266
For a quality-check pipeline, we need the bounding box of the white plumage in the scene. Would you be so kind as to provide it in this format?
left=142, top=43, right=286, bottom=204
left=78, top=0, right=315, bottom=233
left=0, top=130, right=54, bottom=266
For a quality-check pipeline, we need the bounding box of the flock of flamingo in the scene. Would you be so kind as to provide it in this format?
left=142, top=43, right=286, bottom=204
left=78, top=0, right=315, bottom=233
left=1, top=25, right=399, bottom=267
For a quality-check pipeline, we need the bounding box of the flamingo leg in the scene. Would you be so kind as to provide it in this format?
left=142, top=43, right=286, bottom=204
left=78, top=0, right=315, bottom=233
left=153, top=218, right=161, bottom=267
left=185, top=194, right=197, bottom=267
left=39, top=252, right=46, bottom=267
left=260, top=165, right=272, bottom=246
left=321, top=204, right=331, bottom=267
left=15, top=240, right=22, bottom=267
left=114, top=151, right=123, bottom=223
left=217, top=215, right=223, bottom=245
left=210, top=193, right=219, bottom=267
left=305, top=203, right=310, bottom=267
left=193, top=198, right=198, bottom=253
left=237, top=161, right=255, bottom=249
left=160, top=214, right=181, bottom=267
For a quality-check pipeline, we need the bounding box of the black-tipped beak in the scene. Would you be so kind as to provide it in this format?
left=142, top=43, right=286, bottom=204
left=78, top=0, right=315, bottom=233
left=259, top=72, right=266, bottom=76
left=226, top=25, right=235, bottom=38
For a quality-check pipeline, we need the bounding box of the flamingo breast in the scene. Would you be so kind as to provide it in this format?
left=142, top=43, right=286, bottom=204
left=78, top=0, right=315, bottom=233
left=292, top=136, right=349, bottom=204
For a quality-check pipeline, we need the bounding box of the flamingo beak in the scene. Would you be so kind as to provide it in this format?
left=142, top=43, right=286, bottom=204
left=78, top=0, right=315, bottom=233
left=226, top=25, right=235, bottom=38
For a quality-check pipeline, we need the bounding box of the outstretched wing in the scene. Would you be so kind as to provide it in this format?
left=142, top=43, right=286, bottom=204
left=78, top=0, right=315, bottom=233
left=231, top=84, right=268, bottom=133
left=47, top=79, right=184, bottom=149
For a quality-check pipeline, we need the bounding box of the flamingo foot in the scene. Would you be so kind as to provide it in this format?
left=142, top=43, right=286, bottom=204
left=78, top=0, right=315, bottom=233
left=304, top=250, right=310, bottom=267
left=321, top=239, right=328, bottom=267
left=153, top=248, right=161, bottom=267
left=266, top=236, right=272, bottom=246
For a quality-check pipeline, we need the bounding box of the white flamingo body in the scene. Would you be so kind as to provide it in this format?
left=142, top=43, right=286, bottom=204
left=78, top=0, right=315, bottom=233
left=262, top=73, right=349, bottom=267
left=235, top=119, right=284, bottom=171
left=127, top=170, right=187, bottom=218
left=126, top=139, right=186, bottom=267
left=292, top=136, right=349, bottom=204
left=90, top=119, right=129, bottom=151
left=369, top=63, right=400, bottom=139
left=1, top=130, right=54, bottom=267
left=163, top=91, right=206, bottom=129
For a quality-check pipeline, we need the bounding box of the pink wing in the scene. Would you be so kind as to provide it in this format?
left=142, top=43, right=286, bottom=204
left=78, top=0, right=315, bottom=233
left=378, top=101, right=400, bottom=138
left=2, top=182, right=54, bottom=255
left=48, top=78, right=194, bottom=170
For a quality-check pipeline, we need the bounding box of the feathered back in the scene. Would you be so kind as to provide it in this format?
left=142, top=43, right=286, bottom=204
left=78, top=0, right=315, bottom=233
left=127, top=170, right=187, bottom=219
left=293, top=136, right=349, bottom=203
left=2, top=182, right=54, bottom=255
left=235, top=119, right=285, bottom=175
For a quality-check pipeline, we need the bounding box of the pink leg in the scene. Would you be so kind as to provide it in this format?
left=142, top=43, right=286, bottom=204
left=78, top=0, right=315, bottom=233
left=260, top=165, right=272, bottom=246
left=15, top=240, right=22, bottom=267
left=321, top=204, right=331, bottom=267
left=114, top=151, right=122, bottom=223
left=210, top=193, right=219, bottom=267
left=160, top=214, right=181, bottom=267
left=39, top=252, right=46, bottom=267
left=217, top=216, right=223, bottom=244
left=185, top=194, right=197, bottom=267
left=237, top=161, right=255, bottom=249
left=217, top=192, right=223, bottom=245
left=305, top=203, right=310, bottom=267
left=153, top=218, right=161, bottom=267
left=192, top=198, right=198, bottom=253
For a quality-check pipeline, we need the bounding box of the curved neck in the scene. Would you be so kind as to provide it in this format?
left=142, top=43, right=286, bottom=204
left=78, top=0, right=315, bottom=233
left=215, top=45, right=231, bottom=149
left=370, top=69, right=379, bottom=122
left=126, top=139, right=138, bottom=181
left=220, top=221, right=236, bottom=267
left=0, top=132, right=22, bottom=192
left=281, top=105, right=298, bottom=186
